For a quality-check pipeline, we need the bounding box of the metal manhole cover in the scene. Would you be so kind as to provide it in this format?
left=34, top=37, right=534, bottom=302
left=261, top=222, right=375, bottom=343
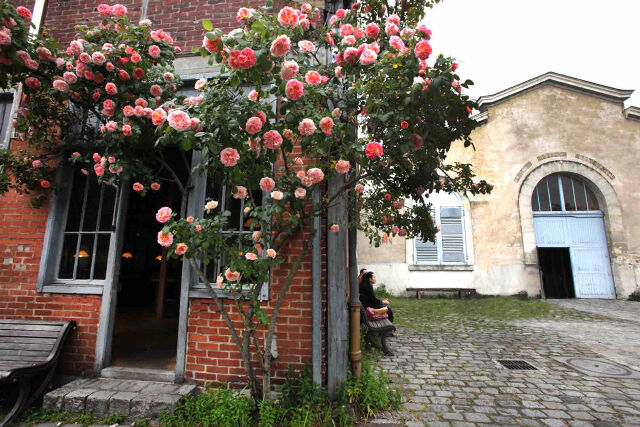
left=554, top=357, right=640, bottom=378
left=496, top=359, right=537, bottom=370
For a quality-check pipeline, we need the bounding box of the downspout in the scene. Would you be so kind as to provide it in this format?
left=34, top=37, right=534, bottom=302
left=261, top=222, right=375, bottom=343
left=312, top=186, right=322, bottom=385
left=348, top=222, right=361, bottom=378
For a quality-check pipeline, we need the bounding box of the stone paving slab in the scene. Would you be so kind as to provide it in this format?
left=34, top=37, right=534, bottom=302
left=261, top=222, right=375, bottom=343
left=42, top=378, right=197, bottom=422
left=368, top=300, right=640, bottom=426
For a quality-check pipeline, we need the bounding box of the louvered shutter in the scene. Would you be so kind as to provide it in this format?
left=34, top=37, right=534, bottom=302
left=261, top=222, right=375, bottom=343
left=414, top=207, right=438, bottom=264
left=440, top=206, right=465, bottom=262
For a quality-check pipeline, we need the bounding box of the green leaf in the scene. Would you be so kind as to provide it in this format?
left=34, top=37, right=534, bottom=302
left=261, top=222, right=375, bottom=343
left=202, top=19, right=213, bottom=31
left=251, top=21, right=265, bottom=33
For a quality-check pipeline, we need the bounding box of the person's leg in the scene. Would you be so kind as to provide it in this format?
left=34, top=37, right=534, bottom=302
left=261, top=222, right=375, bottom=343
left=387, top=307, right=394, bottom=323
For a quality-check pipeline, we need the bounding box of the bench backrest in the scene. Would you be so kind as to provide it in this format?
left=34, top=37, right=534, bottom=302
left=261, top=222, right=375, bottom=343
left=0, top=319, right=75, bottom=381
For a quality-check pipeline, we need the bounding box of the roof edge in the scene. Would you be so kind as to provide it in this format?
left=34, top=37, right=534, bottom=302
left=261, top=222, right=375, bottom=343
left=625, top=106, right=640, bottom=122
left=477, top=72, right=634, bottom=109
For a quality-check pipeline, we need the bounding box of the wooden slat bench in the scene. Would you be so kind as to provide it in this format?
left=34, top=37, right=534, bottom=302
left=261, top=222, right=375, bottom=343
left=411, top=288, right=477, bottom=299
left=360, top=306, right=395, bottom=355
left=0, top=319, right=76, bottom=426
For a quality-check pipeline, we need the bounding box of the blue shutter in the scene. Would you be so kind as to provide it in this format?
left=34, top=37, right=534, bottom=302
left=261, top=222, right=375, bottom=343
left=440, top=207, right=465, bottom=263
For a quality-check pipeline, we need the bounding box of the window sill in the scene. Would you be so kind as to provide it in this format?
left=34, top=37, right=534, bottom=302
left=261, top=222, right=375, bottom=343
left=39, top=283, right=104, bottom=295
left=409, top=264, right=474, bottom=272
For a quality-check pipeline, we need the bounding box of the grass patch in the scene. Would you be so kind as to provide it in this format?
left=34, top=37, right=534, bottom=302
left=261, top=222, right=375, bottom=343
left=388, top=295, right=572, bottom=329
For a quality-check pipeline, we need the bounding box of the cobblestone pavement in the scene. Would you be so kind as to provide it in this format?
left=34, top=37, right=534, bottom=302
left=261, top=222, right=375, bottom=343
left=374, top=301, right=640, bottom=427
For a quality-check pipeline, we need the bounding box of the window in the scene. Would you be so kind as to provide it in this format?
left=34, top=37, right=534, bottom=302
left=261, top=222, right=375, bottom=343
left=58, top=168, right=117, bottom=281
left=37, top=166, right=125, bottom=293
left=0, top=93, right=14, bottom=148
left=188, top=169, right=269, bottom=299
left=532, top=173, right=599, bottom=212
left=414, top=192, right=467, bottom=265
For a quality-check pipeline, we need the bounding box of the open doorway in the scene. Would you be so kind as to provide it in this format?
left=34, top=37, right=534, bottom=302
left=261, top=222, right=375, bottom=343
left=111, top=151, right=190, bottom=371
left=537, top=247, right=575, bottom=298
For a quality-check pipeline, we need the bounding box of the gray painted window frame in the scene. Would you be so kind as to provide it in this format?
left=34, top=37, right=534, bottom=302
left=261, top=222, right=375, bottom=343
left=0, top=89, right=18, bottom=149
left=37, top=165, right=123, bottom=294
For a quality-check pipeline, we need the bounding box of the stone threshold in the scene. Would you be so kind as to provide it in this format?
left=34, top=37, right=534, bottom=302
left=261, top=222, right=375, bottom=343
left=43, top=378, right=197, bottom=422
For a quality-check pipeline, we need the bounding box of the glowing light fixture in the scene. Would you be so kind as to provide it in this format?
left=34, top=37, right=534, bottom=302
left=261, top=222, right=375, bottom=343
left=74, top=250, right=89, bottom=258
left=121, top=252, right=133, bottom=258
left=155, top=255, right=163, bottom=260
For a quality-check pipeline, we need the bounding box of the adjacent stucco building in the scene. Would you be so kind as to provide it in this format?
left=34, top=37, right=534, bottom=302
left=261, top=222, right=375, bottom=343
left=359, top=72, right=640, bottom=299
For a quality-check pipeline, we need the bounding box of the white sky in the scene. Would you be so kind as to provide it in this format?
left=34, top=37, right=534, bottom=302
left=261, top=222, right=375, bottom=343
left=423, top=0, right=640, bottom=108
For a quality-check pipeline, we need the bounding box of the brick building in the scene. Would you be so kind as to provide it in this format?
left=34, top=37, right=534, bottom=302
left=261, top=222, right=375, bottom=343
left=0, top=0, right=347, bottom=391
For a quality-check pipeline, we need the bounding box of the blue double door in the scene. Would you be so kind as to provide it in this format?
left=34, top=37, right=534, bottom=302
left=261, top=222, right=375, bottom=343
left=533, top=213, right=615, bottom=299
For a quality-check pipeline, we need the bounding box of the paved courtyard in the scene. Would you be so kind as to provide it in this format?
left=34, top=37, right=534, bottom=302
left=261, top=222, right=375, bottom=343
left=374, top=299, right=640, bottom=427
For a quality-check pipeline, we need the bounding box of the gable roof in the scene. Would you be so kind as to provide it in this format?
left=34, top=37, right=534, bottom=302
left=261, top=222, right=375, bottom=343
left=477, top=72, right=634, bottom=111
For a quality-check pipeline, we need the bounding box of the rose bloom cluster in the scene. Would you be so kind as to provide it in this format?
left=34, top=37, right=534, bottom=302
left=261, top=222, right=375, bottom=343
left=0, top=5, right=33, bottom=67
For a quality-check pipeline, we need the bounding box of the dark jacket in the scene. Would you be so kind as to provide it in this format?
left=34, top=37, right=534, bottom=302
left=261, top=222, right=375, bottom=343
left=359, top=282, right=383, bottom=309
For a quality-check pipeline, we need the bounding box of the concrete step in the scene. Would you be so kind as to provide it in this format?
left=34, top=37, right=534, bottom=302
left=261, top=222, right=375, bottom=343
left=100, top=366, right=176, bottom=382
left=43, top=378, right=198, bottom=421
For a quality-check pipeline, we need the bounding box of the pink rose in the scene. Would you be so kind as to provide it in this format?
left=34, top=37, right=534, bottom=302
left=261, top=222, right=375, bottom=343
left=263, top=130, right=282, bottom=150
left=339, top=24, right=353, bottom=36
left=280, top=60, right=298, bottom=80
left=150, top=84, right=162, bottom=97
left=304, top=71, right=321, bottom=85
left=111, top=4, right=127, bottom=16
left=295, top=187, right=306, bottom=198
left=220, top=147, right=240, bottom=167
left=152, top=108, right=167, bottom=126
left=148, top=45, right=160, bottom=58
left=270, top=35, right=291, bottom=57
left=233, top=186, right=248, bottom=199
left=94, top=163, right=104, bottom=176
left=228, top=48, right=256, bottom=69
left=157, top=231, right=173, bottom=247
left=224, top=268, right=240, bottom=281
left=270, top=190, right=284, bottom=200
left=52, top=80, right=69, bottom=92
left=266, top=248, right=277, bottom=259
left=298, top=40, right=315, bottom=52
left=414, top=40, right=432, bottom=60
left=330, top=224, right=339, bottom=232
left=97, top=4, right=111, bottom=15
left=167, top=110, right=191, bottom=131
left=175, top=243, right=188, bottom=255
left=195, top=78, right=206, bottom=90
left=25, top=77, right=41, bottom=89
left=335, top=160, right=351, bottom=174
left=122, top=124, right=132, bottom=136
left=359, top=49, right=377, bottom=65
left=156, top=206, right=173, bottom=223
left=355, top=184, right=364, bottom=194
left=319, top=117, right=334, bottom=135
left=132, top=182, right=144, bottom=192
left=151, top=182, right=161, bottom=191
left=245, top=252, right=258, bottom=261
left=40, top=179, right=50, bottom=188
left=277, top=7, right=298, bottom=27
left=307, top=167, right=324, bottom=184
left=252, top=231, right=261, bottom=242
left=365, top=141, right=383, bottom=159
left=106, top=121, right=118, bottom=132
left=32, top=160, right=42, bottom=168
left=205, top=200, right=218, bottom=210
left=245, top=116, right=263, bottom=135
left=343, top=47, right=359, bottom=63
left=285, top=79, right=304, bottom=101
left=260, top=177, right=275, bottom=192
left=105, top=82, right=117, bottom=95
left=16, top=6, right=32, bottom=19
left=298, top=118, right=316, bottom=136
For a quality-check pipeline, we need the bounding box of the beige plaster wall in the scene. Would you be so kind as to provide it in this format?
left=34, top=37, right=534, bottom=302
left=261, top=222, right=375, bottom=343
left=357, top=83, right=640, bottom=298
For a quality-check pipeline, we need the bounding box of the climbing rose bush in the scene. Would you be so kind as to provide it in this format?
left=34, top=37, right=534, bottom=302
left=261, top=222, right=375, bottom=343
left=3, top=0, right=491, bottom=400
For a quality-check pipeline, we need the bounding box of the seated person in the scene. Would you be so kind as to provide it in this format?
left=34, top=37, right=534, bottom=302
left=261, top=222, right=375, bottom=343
left=359, top=271, right=394, bottom=323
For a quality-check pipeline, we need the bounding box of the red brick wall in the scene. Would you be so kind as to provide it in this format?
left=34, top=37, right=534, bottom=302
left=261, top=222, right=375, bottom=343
left=0, top=177, right=100, bottom=377
left=41, top=0, right=266, bottom=53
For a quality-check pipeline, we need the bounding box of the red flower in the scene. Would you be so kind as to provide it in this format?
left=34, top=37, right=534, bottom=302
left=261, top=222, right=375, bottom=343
left=400, top=121, right=408, bottom=129
left=228, top=48, right=256, bottom=70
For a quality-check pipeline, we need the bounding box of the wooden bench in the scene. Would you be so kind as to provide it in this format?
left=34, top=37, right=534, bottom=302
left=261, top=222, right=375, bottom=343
left=0, top=319, right=76, bottom=426
left=360, top=306, right=395, bottom=355
left=411, top=288, right=477, bottom=299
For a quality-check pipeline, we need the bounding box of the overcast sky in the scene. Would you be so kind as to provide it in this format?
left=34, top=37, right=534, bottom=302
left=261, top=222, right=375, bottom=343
left=423, top=0, right=640, bottom=108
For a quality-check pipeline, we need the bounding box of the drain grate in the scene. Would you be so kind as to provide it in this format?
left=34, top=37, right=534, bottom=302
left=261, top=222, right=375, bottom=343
left=496, top=359, right=537, bottom=370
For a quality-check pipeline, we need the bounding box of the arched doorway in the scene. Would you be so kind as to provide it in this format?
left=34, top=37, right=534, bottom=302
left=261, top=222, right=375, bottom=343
left=532, top=173, right=615, bottom=298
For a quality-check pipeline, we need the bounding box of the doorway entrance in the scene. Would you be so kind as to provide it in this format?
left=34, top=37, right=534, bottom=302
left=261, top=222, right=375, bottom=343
left=532, top=173, right=615, bottom=299
left=110, top=183, right=183, bottom=370
left=537, top=247, right=575, bottom=298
